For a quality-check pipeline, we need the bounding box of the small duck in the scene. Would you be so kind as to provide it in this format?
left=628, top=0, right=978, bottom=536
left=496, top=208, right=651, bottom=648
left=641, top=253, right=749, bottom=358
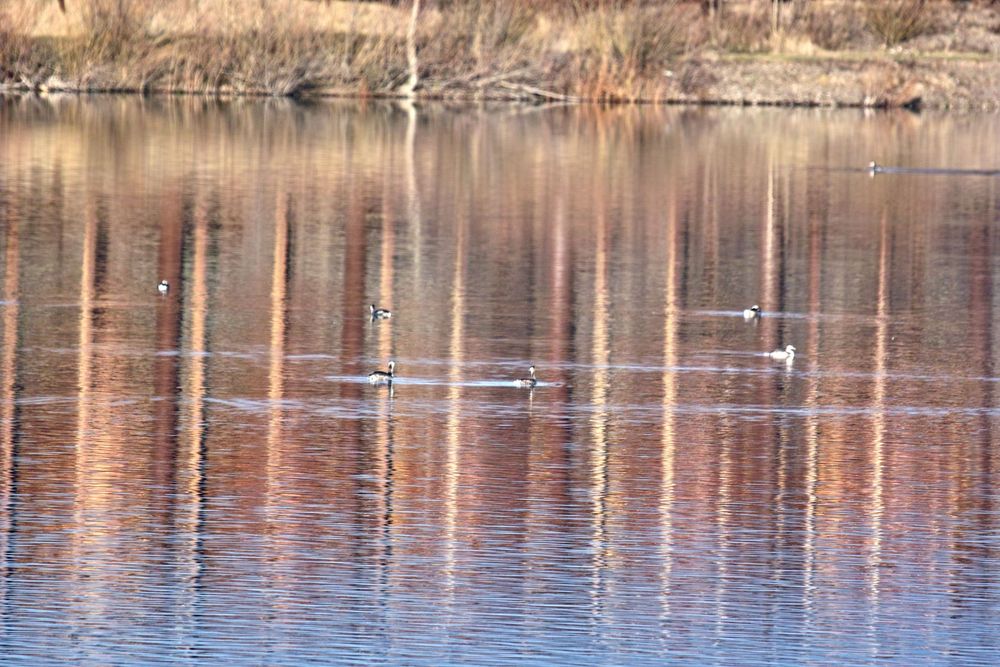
left=157, top=280, right=169, bottom=294
left=515, top=365, right=537, bottom=388
left=743, top=304, right=761, bottom=320
left=370, top=304, right=392, bottom=320
left=769, top=345, right=796, bottom=361
left=868, top=160, right=881, bottom=174
left=368, top=360, right=395, bottom=384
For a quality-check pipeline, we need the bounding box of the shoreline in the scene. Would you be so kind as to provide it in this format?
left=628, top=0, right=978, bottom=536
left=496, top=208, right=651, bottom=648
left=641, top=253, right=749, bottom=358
left=4, top=1, right=1000, bottom=110
left=3, top=56, right=997, bottom=111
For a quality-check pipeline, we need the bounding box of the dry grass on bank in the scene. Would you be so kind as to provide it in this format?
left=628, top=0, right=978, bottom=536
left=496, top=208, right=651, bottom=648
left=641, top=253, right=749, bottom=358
left=2, top=1, right=1000, bottom=102
left=2, top=0, right=410, bottom=94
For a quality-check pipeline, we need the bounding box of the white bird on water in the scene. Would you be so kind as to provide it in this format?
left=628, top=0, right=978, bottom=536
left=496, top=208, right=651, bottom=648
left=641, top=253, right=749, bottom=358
left=743, top=304, right=761, bottom=319
left=157, top=280, right=169, bottom=294
left=515, top=365, right=537, bottom=388
left=769, top=345, right=796, bottom=362
left=370, top=304, right=392, bottom=320
left=368, top=360, right=395, bottom=385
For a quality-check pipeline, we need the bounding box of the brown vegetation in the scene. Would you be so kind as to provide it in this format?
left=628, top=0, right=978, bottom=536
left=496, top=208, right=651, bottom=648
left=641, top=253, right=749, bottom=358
left=1, top=0, right=1000, bottom=107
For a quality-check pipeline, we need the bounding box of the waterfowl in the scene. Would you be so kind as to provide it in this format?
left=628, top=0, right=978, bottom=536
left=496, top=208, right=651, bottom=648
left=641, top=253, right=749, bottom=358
left=157, top=280, right=169, bottom=294
left=515, top=365, right=537, bottom=388
left=769, top=345, right=796, bottom=361
left=868, top=160, right=881, bottom=174
left=370, top=304, right=392, bottom=320
left=743, top=304, right=761, bottom=319
left=368, top=360, right=395, bottom=384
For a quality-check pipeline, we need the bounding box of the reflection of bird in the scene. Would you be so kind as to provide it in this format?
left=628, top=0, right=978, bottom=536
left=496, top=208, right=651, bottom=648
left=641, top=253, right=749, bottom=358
left=157, top=280, right=169, bottom=294
left=515, top=365, right=537, bottom=388
left=370, top=304, right=392, bottom=320
left=368, top=360, right=395, bottom=385
left=769, top=345, right=796, bottom=361
left=743, top=304, right=761, bottom=320
left=868, top=161, right=881, bottom=174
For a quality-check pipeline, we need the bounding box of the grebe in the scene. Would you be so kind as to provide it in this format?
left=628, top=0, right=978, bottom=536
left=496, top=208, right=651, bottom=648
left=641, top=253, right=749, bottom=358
left=368, top=360, right=395, bottom=384
left=370, top=304, right=392, bottom=320
left=515, top=365, right=537, bottom=388
left=743, top=304, right=761, bottom=319
left=769, top=345, right=796, bottom=361
left=157, top=280, right=169, bottom=294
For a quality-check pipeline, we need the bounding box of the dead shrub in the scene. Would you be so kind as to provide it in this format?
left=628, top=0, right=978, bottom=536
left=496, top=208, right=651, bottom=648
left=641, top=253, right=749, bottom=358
left=865, top=0, right=937, bottom=46
left=80, top=0, right=153, bottom=60
left=711, top=3, right=771, bottom=53
left=162, top=28, right=404, bottom=96
left=422, top=0, right=537, bottom=75
left=0, top=17, right=38, bottom=85
left=577, top=2, right=692, bottom=70
left=566, top=2, right=695, bottom=101
left=802, top=3, right=871, bottom=50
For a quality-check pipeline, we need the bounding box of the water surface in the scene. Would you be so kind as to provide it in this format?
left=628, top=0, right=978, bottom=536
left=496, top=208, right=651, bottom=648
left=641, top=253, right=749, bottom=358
left=1, top=97, right=999, bottom=665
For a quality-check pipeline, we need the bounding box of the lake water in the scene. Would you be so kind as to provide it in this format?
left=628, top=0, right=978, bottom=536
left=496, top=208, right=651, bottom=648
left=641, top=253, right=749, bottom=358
left=1, top=96, right=999, bottom=665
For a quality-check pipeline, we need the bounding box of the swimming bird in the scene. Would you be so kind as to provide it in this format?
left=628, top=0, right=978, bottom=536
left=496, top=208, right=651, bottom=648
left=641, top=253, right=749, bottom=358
left=769, top=345, right=796, bottom=361
left=157, top=280, right=169, bottom=294
left=868, top=160, right=881, bottom=174
left=370, top=304, right=392, bottom=320
left=743, top=304, right=761, bottom=319
left=368, top=360, right=395, bottom=384
left=515, top=365, right=537, bottom=388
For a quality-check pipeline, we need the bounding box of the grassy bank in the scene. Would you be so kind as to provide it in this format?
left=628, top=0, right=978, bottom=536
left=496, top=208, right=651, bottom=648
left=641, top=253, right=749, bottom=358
left=3, top=0, right=1000, bottom=108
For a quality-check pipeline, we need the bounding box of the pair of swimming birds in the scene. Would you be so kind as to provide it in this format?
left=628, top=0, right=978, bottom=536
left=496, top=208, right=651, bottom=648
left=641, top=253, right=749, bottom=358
left=368, top=362, right=538, bottom=387
left=367, top=302, right=537, bottom=386
left=744, top=304, right=796, bottom=361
